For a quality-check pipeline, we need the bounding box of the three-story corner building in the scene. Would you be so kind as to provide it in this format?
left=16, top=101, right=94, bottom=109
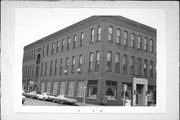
left=22, top=16, right=156, bottom=106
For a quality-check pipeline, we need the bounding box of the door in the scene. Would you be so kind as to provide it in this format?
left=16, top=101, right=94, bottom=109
left=133, top=78, right=148, bottom=106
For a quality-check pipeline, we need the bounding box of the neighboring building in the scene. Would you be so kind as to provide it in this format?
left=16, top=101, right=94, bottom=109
left=22, top=16, right=156, bottom=106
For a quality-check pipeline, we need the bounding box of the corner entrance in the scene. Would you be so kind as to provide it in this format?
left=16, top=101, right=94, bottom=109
left=133, top=78, right=148, bottom=106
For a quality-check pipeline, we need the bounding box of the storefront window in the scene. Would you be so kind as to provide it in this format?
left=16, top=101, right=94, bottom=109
left=88, top=80, right=98, bottom=99
left=46, top=82, right=52, bottom=93
left=41, top=82, right=45, bottom=93
left=59, top=81, right=65, bottom=95
left=53, top=82, right=58, bottom=96
left=105, top=81, right=117, bottom=100
left=67, top=81, right=74, bottom=97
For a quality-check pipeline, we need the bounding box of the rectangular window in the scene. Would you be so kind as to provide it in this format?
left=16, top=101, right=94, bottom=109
left=46, top=45, right=49, bottom=56
left=88, top=80, right=98, bottom=99
left=67, top=37, right=70, bottom=50
left=123, top=31, right=128, bottom=46
left=50, top=60, right=53, bottom=75
left=130, top=56, right=134, bottom=75
left=95, top=51, right=100, bottom=71
left=71, top=56, right=75, bottom=74
left=65, top=57, right=69, bottom=74
left=123, top=55, right=127, bottom=73
left=144, top=38, right=148, bottom=51
left=77, top=81, right=85, bottom=97
left=42, top=46, right=45, bottom=57
left=90, top=28, right=95, bottom=43
left=54, top=59, right=57, bottom=75
left=41, top=82, right=45, bottom=93
left=150, top=60, right=153, bottom=77
left=115, top=53, right=120, bottom=72
left=106, top=51, right=112, bottom=72
left=150, top=39, right=153, bottom=52
left=73, top=35, right=77, bottom=49
left=137, top=35, right=142, bottom=49
left=32, top=64, right=34, bottom=76
left=67, top=81, right=74, bottom=97
left=78, top=54, right=82, bottom=72
left=59, top=81, right=65, bottom=95
left=46, top=82, right=52, bottom=94
left=44, top=62, right=47, bottom=76
left=80, top=32, right=84, bottom=47
left=51, top=42, right=55, bottom=54
left=89, top=52, right=93, bottom=72
left=40, top=62, right=43, bottom=76
left=97, top=26, right=101, bottom=42
left=105, top=81, right=117, bottom=100
left=61, top=39, right=64, bottom=52
left=108, top=26, right=113, bottom=42
left=56, top=41, right=60, bottom=53
left=144, top=59, right=148, bottom=77
left=131, top=33, right=135, bottom=48
left=52, top=82, right=58, bottom=96
left=59, top=58, right=63, bottom=75
left=116, top=29, right=121, bottom=44
left=138, top=58, right=141, bottom=76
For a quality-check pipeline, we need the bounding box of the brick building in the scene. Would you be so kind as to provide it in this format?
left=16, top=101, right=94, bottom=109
left=22, top=16, right=156, bottom=106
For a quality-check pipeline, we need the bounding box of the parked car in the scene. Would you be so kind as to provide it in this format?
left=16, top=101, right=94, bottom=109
left=25, top=91, right=37, bottom=99
left=22, top=95, right=25, bottom=104
left=36, top=93, right=55, bottom=101
left=53, top=95, right=77, bottom=105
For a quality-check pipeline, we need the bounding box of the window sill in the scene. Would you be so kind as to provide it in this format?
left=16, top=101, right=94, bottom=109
left=106, top=98, right=117, bottom=101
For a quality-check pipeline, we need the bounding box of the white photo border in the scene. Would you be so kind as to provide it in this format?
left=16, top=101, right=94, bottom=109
left=1, top=1, right=179, bottom=120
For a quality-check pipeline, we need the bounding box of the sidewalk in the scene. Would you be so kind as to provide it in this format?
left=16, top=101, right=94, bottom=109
left=76, top=102, right=100, bottom=106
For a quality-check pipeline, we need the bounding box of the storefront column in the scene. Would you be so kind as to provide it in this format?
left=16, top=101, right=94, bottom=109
left=97, top=77, right=106, bottom=105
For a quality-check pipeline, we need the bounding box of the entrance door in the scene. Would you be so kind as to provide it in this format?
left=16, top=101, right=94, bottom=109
left=133, top=78, right=148, bottom=106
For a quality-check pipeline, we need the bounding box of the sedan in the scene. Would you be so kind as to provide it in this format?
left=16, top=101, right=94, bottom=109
left=37, top=93, right=55, bottom=101
left=22, top=95, right=25, bottom=104
left=25, top=91, right=37, bottom=99
left=53, top=95, right=77, bottom=105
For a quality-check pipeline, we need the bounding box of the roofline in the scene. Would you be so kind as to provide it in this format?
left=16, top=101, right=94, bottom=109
left=24, top=15, right=156, bottom=50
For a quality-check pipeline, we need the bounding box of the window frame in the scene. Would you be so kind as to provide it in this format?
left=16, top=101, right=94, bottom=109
left=90, top=28, right=95, bottom=44
left=115, top=53, right=120, bottom=73
left=116, top=28, right=121, bottom=45
left=95, top=51, right=100, bottom=71
left=73, top=35, right=77, bottom=49
left=123, top=31, right=128, bottom=46
left=80, top=32, right=84, bottom=47
left=67, top=37, right=71, bottom=50
left=108, top=26, right=113, bottom=42
left=97, top=26, right=101, bottom=42
left=89, top=52, right=93, bottom=72
left=123, top=54, right=127, bottom=74
left=106, top=51, right=112, bottom=72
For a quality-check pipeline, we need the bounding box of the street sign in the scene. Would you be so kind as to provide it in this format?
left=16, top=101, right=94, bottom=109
left=123, top=84, right=127, bottom=91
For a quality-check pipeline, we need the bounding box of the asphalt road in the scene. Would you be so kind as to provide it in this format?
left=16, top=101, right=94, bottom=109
left=23, top=97, right=73, bottom=106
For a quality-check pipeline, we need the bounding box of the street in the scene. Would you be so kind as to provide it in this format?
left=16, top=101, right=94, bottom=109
left=23, top=98, right=74, bottom=106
